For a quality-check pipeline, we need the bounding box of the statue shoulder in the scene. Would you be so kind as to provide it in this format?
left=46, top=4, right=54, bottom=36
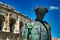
left=44, top=21, right=51, bottom=31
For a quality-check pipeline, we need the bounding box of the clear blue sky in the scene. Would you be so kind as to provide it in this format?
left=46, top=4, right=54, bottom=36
left=0, top=0, right=60, bottom=38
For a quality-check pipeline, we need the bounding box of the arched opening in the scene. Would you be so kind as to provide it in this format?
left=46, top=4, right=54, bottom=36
left=0, top=15, right=5, bottom=30
left=19, top=21, right=23, bottom=34
left=10, top=18, right=16, bottom=32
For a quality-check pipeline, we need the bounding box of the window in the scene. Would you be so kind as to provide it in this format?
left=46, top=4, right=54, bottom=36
left=0, top=15, right=5, bottom=30
left=19, top=21, right=23, bottom=34
left=10, top=18, right=16, bottom=32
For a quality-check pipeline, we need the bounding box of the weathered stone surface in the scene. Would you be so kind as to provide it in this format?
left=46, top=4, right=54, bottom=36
left=0, top=2, right=31, bottom=40
left=0, top=31, right=24, bottom=40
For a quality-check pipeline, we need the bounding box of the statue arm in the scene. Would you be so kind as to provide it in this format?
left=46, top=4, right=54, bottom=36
left=44, top=21, right=51, bottom=40
left=24, top=23, right=28, bottom=40
left=48, top=24, right=51, bottom=40
left=45, top=23, right=51, bottom=40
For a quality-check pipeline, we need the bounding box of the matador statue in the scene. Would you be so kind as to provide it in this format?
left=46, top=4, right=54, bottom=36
left=24, top=6, right=51, bottom=40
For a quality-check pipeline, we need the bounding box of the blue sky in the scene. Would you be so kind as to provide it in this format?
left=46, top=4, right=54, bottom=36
left=0, top=0, right=60, bottom=38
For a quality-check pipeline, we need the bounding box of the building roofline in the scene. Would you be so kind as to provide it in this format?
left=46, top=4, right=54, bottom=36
left=0, top=2, right=31, bottom=20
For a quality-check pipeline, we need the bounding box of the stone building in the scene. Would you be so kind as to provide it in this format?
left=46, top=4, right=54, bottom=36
left=0, top=2, right=31, bottom=40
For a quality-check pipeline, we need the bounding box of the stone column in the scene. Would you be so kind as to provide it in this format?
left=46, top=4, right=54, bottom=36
left=14, top=15, right=20, bottom=33
left=2, top=12, right=10, bottom=32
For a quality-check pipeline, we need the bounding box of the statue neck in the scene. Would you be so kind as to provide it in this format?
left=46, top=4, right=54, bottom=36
left=35, top=18, right=43, bottom=21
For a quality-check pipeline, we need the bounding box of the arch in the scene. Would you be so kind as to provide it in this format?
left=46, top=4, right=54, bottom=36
left=19, top=21, right=24, bottom=34
left=0, top=15, right=5, bottom=30
left=9, top=18, right=16, bottom=32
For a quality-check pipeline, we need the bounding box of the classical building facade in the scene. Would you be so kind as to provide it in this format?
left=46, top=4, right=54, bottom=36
left=0, top=2, right=31, bottom=40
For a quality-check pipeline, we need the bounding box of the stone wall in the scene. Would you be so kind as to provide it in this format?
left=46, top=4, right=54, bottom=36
left=0, top=31, right=24, bottom=40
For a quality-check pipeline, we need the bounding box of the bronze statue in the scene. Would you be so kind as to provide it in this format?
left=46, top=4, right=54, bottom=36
left=24, top=6, right=51, bottom=40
